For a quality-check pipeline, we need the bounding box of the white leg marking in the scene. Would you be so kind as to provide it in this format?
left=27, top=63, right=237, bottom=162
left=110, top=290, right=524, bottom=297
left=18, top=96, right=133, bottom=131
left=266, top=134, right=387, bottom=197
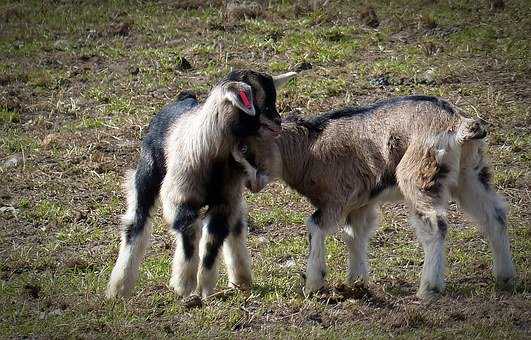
left=343, top=207, right=378, bottom=285
left=305, top=216, right=327, bottom=294
left=106, top=221, right=152, bottom=298
left=223, top=217, right=252, bottom=290
left=106, top=171, right=152, bottom=298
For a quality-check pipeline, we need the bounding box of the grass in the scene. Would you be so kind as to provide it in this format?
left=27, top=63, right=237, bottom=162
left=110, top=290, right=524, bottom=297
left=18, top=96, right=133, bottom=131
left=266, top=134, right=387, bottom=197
left=0, top=0, right=530, bottom=338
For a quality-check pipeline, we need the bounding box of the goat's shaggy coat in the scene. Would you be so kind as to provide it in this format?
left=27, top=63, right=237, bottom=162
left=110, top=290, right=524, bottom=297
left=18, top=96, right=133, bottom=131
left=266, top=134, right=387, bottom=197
left=106, top=70, right=295, bottom=299
left=241, top=95, right=515, bottom=298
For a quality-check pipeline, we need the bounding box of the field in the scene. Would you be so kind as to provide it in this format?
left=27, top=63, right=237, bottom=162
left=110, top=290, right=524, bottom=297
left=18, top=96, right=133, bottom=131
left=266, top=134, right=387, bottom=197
left=0, top=0, right=529, bottom=338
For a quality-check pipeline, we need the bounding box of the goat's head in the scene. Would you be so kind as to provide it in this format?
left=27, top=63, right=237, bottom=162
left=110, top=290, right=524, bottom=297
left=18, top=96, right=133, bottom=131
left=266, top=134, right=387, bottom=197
left=232, top=130, right=282, bottom=193
left=223, top=69, right=296, bottom=138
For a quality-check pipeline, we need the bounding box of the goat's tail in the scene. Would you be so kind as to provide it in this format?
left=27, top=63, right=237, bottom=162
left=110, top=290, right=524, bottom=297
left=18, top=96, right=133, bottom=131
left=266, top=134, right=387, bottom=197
left=455, top=117, right=487, bottom=144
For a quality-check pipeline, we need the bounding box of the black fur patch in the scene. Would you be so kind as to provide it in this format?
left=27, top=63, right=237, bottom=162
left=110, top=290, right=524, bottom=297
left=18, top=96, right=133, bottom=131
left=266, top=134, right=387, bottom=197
left=311, top=209, right=322, bottom=225
left=171, top=203, right=199, bottom=232
left=203, top=214, right=230, bottom=269
left=181, top=227, right=196, bottom=260
left=125, top=151, right=163, bottom=244
left=287, top=95, right=455, bottom=132
left=478, top=166, right=491, bottom=191
left=204, top=158, right=238, bottom=205
left=231, top=111, right=261, bottom=137
left=369, top=171, right=397, bottom=199
left=436, top=216, right=448, bottom=237
left=437, top=164, right=450, bottom=179
left=142, top=96, right=199, bottom=180
left=232, top=218, right=244, bottom=236
left=494, top=207, right=507, bottom=227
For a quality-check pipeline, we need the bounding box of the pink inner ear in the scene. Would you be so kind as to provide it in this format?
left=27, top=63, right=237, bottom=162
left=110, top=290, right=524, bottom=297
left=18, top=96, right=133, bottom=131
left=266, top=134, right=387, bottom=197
left=239, top=90, right=252, bottom=109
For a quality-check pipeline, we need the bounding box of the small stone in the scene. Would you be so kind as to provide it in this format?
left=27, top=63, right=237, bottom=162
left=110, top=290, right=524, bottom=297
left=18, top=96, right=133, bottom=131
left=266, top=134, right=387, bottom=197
left=49, top=308, right=63, bottom=316
left=420, top=69, right=436, bottom=84
left=182, top=294, right=203, bottom=309
left=53, top=39, right=69, bottom=51
left=256, top=235, right=268, bottom=244
left=280, top=258, right=296, bottom=268
left=368, top=75, right=390, bottom=87
left=42, top=133, right=60, bottom=148
left=2, top=154, right=22, bottom=168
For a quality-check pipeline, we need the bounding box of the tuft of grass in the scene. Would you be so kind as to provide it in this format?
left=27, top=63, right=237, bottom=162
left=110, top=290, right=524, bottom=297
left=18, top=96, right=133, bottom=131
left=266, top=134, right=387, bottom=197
left=0, top=107, right=20, bottom=124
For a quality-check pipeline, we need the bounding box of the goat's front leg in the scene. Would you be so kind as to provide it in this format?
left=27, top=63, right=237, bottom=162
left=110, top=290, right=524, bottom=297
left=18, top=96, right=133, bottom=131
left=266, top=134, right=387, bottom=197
left=304, top=208, right=339, bottom=295
left=222, top=204, right=252, bottom=291
left=196, top=208, right=232, bottom=298
left=164, top=202, right=200, bottom=298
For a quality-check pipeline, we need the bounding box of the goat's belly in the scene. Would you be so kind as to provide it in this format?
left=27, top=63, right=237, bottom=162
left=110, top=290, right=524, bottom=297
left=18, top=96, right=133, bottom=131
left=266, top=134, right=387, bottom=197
left=372, top=186, right=402, bottom=204
left=347, top=186, right=402, bottom=211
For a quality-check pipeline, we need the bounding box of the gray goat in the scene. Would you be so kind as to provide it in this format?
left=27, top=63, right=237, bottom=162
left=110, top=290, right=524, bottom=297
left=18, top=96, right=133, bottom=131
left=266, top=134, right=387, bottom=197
left=106, top=70, right=296, bottom=299
left=239, top=95, right=515, bottom=298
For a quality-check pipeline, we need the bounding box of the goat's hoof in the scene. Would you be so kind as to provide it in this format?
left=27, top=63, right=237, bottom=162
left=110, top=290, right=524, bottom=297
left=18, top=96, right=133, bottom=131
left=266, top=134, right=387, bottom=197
left=169, top=280, right=196, bottom=298
left=182, top=294, right=203, bottom=309
left=347, top=276, right=369, bottom=288
left=495, top=276, right=515, bottom=291
left=105, top=283, right=129, bottom=299
left=229, top=280, right=252, bottom=292
left=416, top=285, right=442, bottom=300
left=105, top=287, right=118, bottom=299
left=303, top=279, right=325, bottom=297
left=197, top=286, right=215, bottom=299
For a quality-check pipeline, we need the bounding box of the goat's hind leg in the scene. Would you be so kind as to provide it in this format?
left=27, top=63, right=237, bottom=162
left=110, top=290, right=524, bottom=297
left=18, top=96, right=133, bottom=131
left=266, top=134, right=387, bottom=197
left=342, top=206, right=378, bottom=286
left=396, top=143, right=454, bottom=299
left=409, top=209, right=448, bottom=298
left=106, top=163, right=159, bottom=298
left=454, top=147, right=515, bottom=288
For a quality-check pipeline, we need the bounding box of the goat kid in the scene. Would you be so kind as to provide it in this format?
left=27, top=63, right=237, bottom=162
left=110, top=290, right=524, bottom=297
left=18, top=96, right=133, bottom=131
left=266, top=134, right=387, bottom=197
left=238, top=95, right=515, bottom=298
left=106, top=70, right=296, bottom=299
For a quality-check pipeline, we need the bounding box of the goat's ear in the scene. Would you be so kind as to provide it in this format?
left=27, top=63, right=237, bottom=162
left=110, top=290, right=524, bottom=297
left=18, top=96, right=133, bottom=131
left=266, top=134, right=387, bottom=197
left=272, top=71, right=297, bottom=89
left=224, top=82, right=256, bottom=116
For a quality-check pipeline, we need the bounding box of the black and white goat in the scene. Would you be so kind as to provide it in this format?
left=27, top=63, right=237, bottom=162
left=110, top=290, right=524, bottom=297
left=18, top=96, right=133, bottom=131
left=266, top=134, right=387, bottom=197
left=239, top=96, right=515, bottom=298
left=106, top=70, right=296, bottom=299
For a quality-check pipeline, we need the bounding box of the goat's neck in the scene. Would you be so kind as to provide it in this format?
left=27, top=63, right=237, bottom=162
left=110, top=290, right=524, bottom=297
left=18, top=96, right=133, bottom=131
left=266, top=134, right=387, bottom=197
left=275, top=123, right=312, bottom=188
left=193, top=93, right=232, bottom=159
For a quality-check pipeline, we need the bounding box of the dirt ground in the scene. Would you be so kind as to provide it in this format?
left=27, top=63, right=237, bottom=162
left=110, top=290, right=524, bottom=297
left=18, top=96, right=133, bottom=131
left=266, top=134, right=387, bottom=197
left=1, top=0, right=529, bottom=338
